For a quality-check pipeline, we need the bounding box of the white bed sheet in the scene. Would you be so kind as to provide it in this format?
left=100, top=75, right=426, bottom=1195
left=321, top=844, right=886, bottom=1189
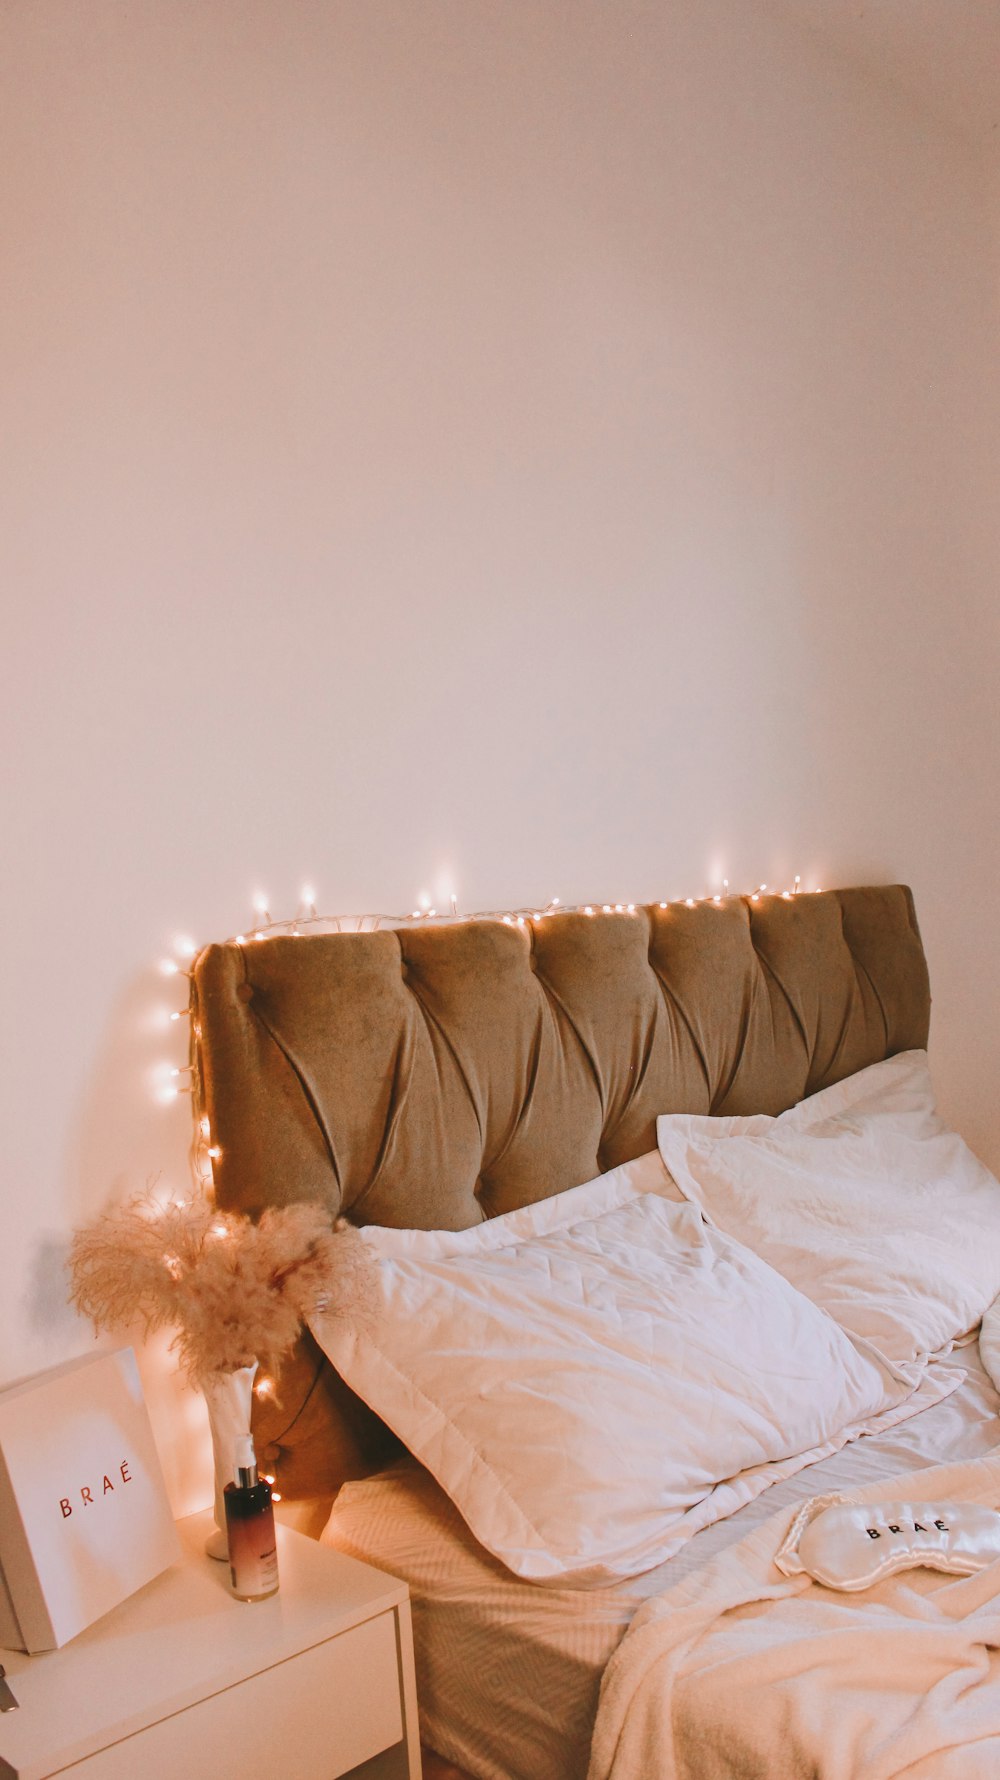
left=322, top=1343, right=1000, bottom=1780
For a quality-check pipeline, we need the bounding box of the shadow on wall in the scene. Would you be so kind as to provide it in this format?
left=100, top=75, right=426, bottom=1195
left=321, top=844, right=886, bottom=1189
left=23, top=963, right=191, bottom=1353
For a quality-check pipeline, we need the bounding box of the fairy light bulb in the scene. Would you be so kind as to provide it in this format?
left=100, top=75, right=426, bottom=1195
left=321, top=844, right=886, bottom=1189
left=659, top=901, right=667, bottom=909
left=584, top=905, right=594, bottom=916
left=254, top=1376, right=275, bottom=1400
left=685, top=898, right=695, bottom=908
left=160, top=959, right=180, bottom=977
left=156, top=1083, right=179, bottom=1104
left=602, top=905, right=611, bottom=914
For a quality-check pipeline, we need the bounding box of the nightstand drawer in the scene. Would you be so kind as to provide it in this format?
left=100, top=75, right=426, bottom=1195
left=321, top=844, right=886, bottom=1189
left=62, top=1609, right=402, bottom=1780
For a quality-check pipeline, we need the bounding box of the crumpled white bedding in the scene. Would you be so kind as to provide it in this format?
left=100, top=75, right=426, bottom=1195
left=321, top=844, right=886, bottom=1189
left=588, top=1445, right=1000, bottom=1780
left=325, top=1343, right=1000, bottom=1780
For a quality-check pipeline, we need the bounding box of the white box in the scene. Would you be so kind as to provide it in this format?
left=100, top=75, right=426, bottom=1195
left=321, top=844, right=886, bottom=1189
left=0, top=1348, right=180, bottom=1652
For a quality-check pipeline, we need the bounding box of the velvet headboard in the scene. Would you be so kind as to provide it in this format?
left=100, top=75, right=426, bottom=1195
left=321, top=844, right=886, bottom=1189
left=191, top=885, right=930, bottom=1498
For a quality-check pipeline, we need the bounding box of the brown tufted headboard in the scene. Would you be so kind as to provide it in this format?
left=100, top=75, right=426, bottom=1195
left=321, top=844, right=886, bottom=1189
left=191, top=885, right=930, bottom=1499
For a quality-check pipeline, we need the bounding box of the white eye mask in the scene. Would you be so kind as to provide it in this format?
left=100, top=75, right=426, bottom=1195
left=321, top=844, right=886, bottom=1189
left=774, top=1493, right=1000, bottom=1592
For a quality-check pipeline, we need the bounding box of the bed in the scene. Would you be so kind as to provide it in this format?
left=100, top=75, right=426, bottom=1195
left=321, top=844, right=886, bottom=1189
left=190, top=885, right=1000, bottom=1778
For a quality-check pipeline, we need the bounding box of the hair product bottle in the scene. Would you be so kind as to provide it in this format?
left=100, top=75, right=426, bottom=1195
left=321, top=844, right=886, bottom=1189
left=224, top=1434, right=279, bottom=1602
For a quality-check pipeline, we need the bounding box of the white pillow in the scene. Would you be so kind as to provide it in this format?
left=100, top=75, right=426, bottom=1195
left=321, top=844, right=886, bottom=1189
left=309, top=1152, right=921, bottom=1585
left=657, top=1050, right=1000, bottom=1373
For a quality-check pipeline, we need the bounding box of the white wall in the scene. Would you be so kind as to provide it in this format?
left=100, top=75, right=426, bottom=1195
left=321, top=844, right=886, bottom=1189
left=2, top=0, right=998, bottom=1509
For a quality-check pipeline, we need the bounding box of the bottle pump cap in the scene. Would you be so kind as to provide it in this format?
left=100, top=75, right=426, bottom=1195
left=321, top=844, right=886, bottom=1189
left=233, top=1434, right=259, bottom=1490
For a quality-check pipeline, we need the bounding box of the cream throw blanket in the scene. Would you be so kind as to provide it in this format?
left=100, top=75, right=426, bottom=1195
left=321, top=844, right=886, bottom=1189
left=587, top=1449, right=1000, bottom=1780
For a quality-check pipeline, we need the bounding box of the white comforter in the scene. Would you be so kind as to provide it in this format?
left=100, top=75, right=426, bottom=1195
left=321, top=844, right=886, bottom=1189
left=588, top=1448, right=1000, bottom=1780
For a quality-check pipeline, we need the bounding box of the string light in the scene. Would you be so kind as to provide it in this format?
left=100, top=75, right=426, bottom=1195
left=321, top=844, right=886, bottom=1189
left=254, top=1376, right=275, bottom=1400
left=155, top=875, right=826, bottom=1159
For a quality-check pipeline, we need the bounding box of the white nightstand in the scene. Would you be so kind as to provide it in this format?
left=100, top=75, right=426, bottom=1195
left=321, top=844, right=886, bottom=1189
left=0, top=1512, right=421, bottom=1780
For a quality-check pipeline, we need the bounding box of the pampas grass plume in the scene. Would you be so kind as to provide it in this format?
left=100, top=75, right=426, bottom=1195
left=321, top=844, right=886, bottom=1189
left=67, top=1190, right=368, bottom=1383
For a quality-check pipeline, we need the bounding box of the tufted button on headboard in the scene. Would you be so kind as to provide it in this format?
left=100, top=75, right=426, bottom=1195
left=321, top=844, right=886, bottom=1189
left=191, top=885, right=929, bottom=1497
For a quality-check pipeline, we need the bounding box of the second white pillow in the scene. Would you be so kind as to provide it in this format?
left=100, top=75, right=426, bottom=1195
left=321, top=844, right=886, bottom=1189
left=657, top=1050, right=1000, bottom=1373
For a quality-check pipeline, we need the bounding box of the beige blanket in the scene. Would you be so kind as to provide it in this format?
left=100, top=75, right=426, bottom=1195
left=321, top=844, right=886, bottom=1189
left=587, top=1449, right=1000, bottom=1780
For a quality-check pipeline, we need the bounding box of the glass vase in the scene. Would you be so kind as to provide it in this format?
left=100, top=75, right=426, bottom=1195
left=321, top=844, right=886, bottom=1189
left=201, top=1362, right=258, bottom=1560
